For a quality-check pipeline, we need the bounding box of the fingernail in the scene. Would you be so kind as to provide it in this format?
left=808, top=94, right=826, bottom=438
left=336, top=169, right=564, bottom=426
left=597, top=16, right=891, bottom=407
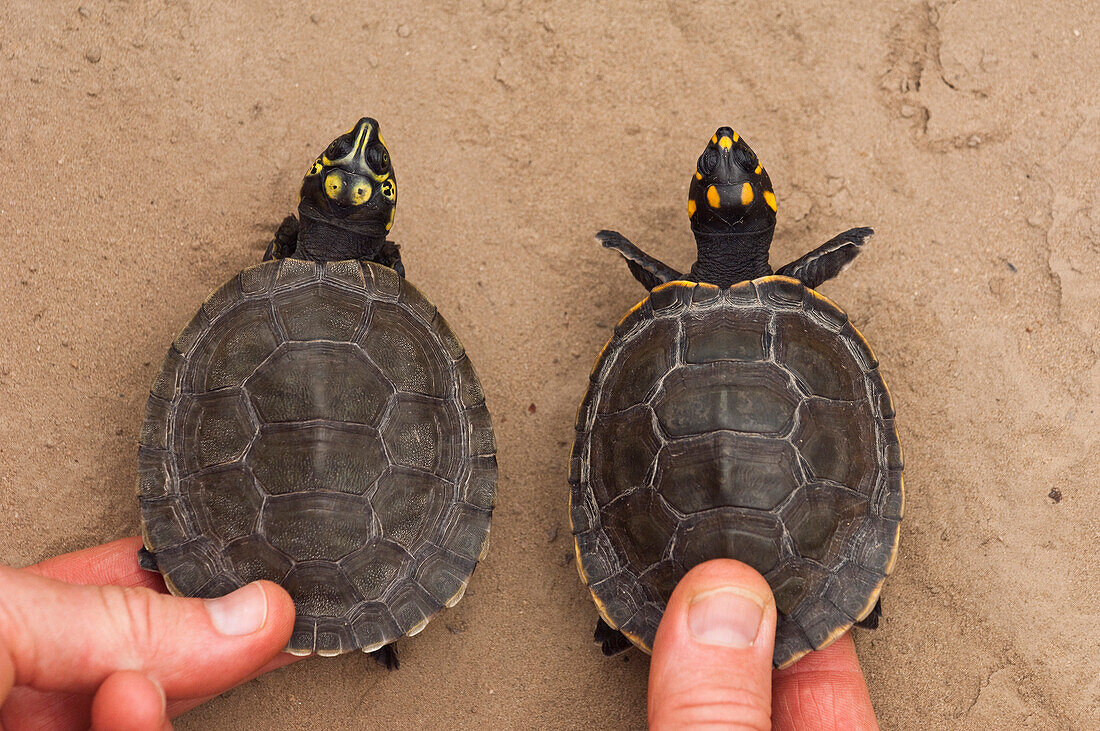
left=205, top=583, right=268, bottom=636
left=687, top=588, right=765, bottom=648
left=149, top=676, right=166, bottom=719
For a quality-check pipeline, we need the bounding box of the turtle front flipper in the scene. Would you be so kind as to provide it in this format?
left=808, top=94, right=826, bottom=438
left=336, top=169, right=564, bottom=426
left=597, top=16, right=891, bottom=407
left=136, top=546, right=158, bottom=572
left=776, top=226, right=874, bottom=289
left=263, top=214, right=300, bottom=261
left=597, top=230, right=683, bottom=291
left=376, top=241, right=405, bottom=277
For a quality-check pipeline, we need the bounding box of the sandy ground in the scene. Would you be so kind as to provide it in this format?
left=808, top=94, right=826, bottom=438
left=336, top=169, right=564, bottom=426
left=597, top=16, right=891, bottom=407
left=1, top=1, right=1098, bottom=728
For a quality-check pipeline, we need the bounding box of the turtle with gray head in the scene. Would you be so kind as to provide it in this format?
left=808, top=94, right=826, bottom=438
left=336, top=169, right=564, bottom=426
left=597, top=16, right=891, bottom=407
left=138, top=118, right=496, bottom=668
left=570, top=126, right=902, bottom=668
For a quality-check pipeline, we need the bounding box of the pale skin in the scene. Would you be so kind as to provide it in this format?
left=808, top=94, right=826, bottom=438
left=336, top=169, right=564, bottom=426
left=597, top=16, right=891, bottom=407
left=0, top=538, right=298, bottom=730
left=0, top=544, right=876, bottom=729
left=648, top=559, right=880, bottom=730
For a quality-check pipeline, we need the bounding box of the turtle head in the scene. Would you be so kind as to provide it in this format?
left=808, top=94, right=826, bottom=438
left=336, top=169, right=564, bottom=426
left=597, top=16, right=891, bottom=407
left=298, top=117, right=397, bottom=236
left=688, top=127, right=777, bottom=236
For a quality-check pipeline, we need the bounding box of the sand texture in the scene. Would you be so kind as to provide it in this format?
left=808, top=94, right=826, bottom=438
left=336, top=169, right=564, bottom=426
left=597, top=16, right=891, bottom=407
left=1, top=1, right=1097, bottom=728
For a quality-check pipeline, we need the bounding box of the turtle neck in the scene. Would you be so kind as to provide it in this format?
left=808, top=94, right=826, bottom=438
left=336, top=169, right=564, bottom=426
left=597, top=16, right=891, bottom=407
left=294, top=212, right=388, bottom=263
left=688, top=225, right=775, bottom=288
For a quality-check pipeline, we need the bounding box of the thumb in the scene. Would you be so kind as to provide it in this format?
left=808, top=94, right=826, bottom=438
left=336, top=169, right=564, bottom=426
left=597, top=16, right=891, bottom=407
left=0, top=565, right=295, bottom=700
left=648, top=559, right=777, bottom=730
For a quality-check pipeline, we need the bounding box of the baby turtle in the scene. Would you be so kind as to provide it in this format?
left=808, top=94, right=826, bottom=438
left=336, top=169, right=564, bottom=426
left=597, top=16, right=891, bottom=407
left=138, top=118, right=496, bottom=666
left=570, top=127, right=902, bottom=668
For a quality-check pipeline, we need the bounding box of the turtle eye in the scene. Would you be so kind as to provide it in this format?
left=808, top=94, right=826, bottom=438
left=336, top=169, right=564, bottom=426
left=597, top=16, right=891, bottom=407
left=732, top=146, right=756, bottom=173
left=367, top=144, right=390, bottom=173
left=325, top=134, right=354, bottom=162
left=698, top=148, right=719, bottom=176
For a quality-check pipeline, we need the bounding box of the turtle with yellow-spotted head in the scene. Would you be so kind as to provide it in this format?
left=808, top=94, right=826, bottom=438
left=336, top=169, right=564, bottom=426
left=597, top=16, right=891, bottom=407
left=571, top=127, right=901, bottom=668
left=138, top=118, right=496, bottom=668
left=265, top=117, right=401, bottom=270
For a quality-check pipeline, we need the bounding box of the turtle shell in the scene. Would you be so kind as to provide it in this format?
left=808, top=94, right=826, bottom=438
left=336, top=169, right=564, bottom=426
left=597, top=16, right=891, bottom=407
left=570, top=276, right=902, bottom=668
left=138, top=258, right=496, bottom=656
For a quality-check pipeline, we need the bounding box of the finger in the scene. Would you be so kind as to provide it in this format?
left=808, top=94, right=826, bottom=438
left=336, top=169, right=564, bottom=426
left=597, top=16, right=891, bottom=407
left=90, top=671, right=169, bottom=731
left=166, top=650, right=302, bottom=718
left=1, top=687, right=90, bottom=731
left=772, top=633, right=878, bottom=731
left=0, top=567, right=295, bottom=698
left=25, top=537, right=166, bottom=592
left=648, top=559, right=777, bottom=730
left=0, top=651, right=301, bottom=728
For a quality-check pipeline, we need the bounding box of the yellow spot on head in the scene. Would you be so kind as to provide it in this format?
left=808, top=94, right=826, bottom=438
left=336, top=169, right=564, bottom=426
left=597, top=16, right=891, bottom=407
left=764, top=190, right=777, bottom=212
left=718, top=136, right=732, bottom=150
left=695, top=171, right=702, bottom=180
left=379, top=178, right=396, bottom=202
left=732, top=131, right=740, bottom=142
left=688, top=199, right=697, bottom=217
left=741, top=182, right=754, bottom=206
left=706, top=185, right=721, bottom=208
left=309, top=161, right=323, bottom=176
left=754, top=163, right=762, bottom=174
left=711, top=133, right=718, bottom=144
left=349, top=181, right=372, bottom=206
left=324, top=171, right=344, bottom=199
left=385, top=204, right=395, bottom=231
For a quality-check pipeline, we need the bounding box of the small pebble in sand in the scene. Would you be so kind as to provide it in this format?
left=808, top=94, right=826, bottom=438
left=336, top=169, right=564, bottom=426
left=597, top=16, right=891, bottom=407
left=527, top=402, right=536, bottom=414
left=84, top=48, right=101, bottom=64
left=546, top=525, right=559, bottom=543
left=397, top=24, right=412, bottom=38
left=1048, top=488, right=1062, bottom=503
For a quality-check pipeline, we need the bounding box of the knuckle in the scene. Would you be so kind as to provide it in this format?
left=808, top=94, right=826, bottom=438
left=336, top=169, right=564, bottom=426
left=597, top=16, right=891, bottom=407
left=652, top=686, right=771, bottom=731
left=95, top=585, right=171, bottom=667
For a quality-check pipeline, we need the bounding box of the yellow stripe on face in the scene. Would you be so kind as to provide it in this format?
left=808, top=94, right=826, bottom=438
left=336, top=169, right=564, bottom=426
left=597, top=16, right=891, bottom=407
left=323, top=120, right=373, bottom=168
left=754, top=163, right=762, bottom=174
left=741, top=182, right=754, bottom=205
left=688, top=198, right=697, bottom=217
left=711, top=133, right=718, bottom=144
left=695, top=171, right=702, bottom=180
left=732, top=131, right=740, bottom=142
left=706, top=184, right=720, bottom=208
left=764, top=190, right=777, bottom=212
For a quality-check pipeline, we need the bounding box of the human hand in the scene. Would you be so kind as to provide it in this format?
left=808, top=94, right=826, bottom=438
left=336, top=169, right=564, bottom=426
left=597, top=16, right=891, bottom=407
left=0, top=537, right=298, bottom=730
left=648, top=559, right=879, bottom=730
